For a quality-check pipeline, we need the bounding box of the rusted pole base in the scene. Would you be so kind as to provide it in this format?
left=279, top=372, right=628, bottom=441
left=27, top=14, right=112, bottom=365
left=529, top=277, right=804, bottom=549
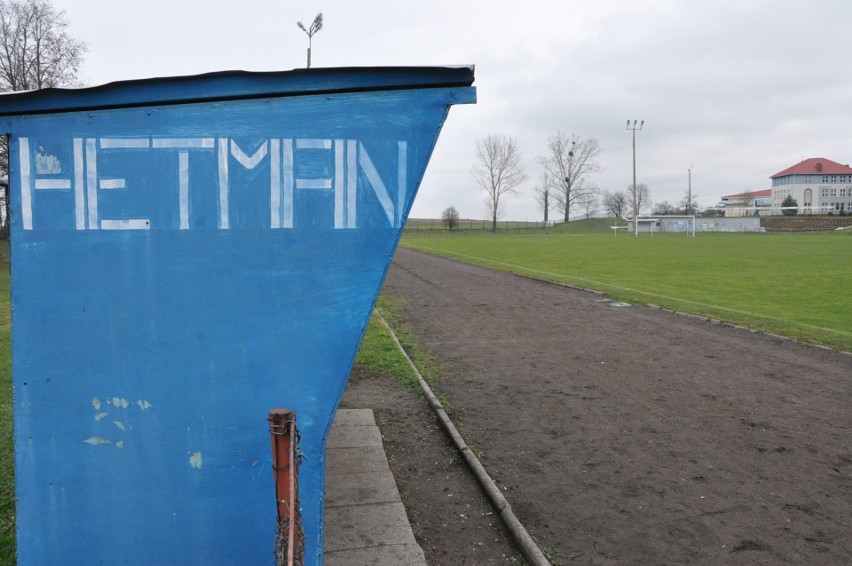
left=269, top=408, right=304, bottom=566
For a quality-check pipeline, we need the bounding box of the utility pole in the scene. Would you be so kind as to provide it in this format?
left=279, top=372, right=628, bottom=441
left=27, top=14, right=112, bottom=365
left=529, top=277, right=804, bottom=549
left=626, top=119, right=644, bottom=237
left=297, top=13, right=323, bottom=68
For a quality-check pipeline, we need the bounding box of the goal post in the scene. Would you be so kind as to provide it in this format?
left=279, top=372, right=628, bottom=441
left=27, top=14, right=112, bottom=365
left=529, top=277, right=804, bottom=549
left=628, top=215, right=696, bottom=236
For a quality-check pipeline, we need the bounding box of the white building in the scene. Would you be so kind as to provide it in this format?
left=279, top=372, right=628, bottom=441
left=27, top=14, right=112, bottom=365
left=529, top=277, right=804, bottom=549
left=771, top=158, right=852, bottom=214
left=719, top=189, right=772, bottom=216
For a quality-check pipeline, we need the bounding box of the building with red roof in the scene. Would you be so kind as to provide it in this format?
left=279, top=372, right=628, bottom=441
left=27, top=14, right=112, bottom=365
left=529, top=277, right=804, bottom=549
left=770, top=158, right=852, bottom=214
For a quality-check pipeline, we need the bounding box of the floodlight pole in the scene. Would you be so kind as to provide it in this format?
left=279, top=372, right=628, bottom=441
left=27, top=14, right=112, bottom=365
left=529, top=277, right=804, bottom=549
left=687, top=165, right=694, bottom=216
left=627, top=119, right=644, bottom=237
left=297, top=13, right=323, bottom=69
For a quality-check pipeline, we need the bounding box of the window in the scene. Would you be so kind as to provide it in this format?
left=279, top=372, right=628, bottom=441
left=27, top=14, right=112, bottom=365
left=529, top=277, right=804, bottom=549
left=841, top=188, right=847, bottom=197
left=822, top=188, right=830, bottom=197
left=831, top=175, right=838, bottom=183
left=805, top=175, right=811, bottom=183
left=823, top=175, right=829, bottom=183
left=831, top=188, right=837, bottom=197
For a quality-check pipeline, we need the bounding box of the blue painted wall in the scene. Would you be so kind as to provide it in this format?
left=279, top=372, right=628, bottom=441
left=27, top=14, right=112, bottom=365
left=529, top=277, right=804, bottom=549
left=3, top=69, right=474, bottom=565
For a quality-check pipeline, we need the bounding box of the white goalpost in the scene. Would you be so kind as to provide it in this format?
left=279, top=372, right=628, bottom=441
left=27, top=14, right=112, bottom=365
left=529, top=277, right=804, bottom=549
left=622, top=215, right=697, bottom=236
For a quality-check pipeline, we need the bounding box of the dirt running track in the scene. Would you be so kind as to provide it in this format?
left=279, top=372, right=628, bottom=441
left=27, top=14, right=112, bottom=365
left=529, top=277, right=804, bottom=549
left=380, top=247, right=851, bottom=565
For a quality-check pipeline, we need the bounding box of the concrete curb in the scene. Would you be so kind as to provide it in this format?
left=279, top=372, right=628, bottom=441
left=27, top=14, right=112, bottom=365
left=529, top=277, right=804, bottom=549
left=376, top=312, right=551, bottom=566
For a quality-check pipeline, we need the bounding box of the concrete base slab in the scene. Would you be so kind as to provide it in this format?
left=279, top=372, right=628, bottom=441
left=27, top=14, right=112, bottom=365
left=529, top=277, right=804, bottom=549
left=324, top=501, right=418, bottom=552
left=324, top=409, right=426, bottom=565
left=324, top=543, right=428, bottom=566
left=325, top=445, right=394, bottom=476
left=326, top=470, right=401, bottom=507
left=326, top=420, right=383, bottom=448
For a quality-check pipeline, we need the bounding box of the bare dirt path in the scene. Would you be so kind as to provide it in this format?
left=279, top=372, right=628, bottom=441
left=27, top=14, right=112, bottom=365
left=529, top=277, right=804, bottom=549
left=377, top=246, right=851, bottom=565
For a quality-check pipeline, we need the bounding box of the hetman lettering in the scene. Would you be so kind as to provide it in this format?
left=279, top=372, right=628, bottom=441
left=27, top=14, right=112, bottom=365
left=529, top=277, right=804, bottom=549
left=18, top=136, right=409, bottom=231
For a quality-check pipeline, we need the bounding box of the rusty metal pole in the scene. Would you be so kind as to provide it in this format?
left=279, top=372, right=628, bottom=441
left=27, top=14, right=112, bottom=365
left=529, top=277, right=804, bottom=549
left=269, top=408, right=304, bottom=566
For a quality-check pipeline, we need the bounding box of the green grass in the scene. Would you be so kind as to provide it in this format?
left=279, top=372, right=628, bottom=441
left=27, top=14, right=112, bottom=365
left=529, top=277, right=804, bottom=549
left=401, top=231, right=852, bottom=352
left=354, top=295, right=445, bottom=395
left=354, top=302, right=419, bottom=390
left=0, top=242, right=13, bottom=564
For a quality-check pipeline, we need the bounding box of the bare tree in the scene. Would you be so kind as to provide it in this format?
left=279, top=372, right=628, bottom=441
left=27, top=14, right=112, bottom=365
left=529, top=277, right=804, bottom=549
left=472, top=134, right=527, bottom=232
left=0, top=0, right=86, bottom=92
left=441, top=205, right=459, bottom=230
left=679, top=191, right=701, bottom=215
left=0, top=0, right=86, bottom=234
left=538, top=133, right=601, bottom=222
left=627, top=183, right=651, bottom=219
left=602, top=190, right=628, bottom=218
left=532, top=172, right=551, bottom=224
left=652, top=200, right=677, bottom=215
left=577, top=190, right=599, bottom=219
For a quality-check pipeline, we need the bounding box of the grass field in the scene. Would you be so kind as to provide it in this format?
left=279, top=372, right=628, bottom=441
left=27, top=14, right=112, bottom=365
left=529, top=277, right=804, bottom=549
left=402, top=230, right=852, bottom=352
left=404, top=217, right=618, bottom=235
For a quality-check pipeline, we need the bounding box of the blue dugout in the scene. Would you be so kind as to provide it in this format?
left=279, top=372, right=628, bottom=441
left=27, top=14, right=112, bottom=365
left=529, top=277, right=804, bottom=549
left=1, top=66, right=475, bottom=565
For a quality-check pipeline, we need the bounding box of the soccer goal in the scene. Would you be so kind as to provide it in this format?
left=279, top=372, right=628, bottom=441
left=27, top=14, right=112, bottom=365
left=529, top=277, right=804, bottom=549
left=626, top=215, right=696, bottom=236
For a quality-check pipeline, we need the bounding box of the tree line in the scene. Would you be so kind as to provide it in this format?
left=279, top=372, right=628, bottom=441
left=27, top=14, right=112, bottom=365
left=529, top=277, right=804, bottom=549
left=445, top=132, right=701, bottom=232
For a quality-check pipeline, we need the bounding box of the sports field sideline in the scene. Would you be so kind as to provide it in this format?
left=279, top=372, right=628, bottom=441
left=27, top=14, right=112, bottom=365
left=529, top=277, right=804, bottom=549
left=401, top=230, right=852, bottom=352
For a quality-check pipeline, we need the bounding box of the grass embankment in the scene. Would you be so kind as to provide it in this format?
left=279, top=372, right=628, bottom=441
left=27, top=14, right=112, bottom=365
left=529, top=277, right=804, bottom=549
left=402, top=230, right=852, bottom=352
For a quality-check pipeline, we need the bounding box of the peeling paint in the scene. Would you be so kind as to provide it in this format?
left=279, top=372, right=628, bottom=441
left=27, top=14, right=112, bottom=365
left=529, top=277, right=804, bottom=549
left=92, top=397, right=101, bottom=410
left=137, top=399, right=152, bottom=410
left=112, top=421, right=126, bottom=431
left=83, top=437, right=112, bottom=445
left=94, top=412, right=108, bottom=421
left=189, top=452, right=203, bottom=469
left=115, top=441, right=124, bottom=449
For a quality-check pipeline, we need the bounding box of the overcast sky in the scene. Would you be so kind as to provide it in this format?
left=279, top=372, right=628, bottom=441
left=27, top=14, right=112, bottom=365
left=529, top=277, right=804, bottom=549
left=58, top=0, right=852, bottom=220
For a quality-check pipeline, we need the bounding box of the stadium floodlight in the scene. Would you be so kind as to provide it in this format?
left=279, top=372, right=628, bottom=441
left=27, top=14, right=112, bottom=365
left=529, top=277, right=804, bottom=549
left=297, top=13, right=323, bottom=68
left=626, top=119, right=644, bottom=237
